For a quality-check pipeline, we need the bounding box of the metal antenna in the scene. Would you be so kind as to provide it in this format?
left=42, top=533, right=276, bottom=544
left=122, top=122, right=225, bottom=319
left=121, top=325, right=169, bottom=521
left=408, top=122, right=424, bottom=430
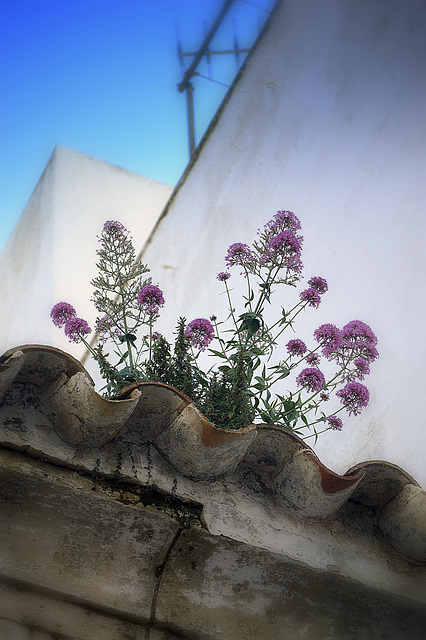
left=177, top=0, right=251, bottom=158
left=176, top=22, right=196, bottom=157
left=203, top=21, right=212, bottom=79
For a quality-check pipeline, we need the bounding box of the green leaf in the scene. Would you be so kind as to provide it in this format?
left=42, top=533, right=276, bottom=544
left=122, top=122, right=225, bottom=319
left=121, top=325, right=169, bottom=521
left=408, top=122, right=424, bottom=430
left=218, top=365, right=232, bottom=374
left=208, top=349, right=226, bottom=359
left=117, top=351, right=129, bottom=365
left=240, top=317, right=261, bottom=338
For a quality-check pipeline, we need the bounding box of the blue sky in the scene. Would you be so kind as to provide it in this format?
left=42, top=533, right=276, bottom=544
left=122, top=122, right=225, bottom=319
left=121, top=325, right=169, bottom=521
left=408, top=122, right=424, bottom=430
left=0, top=0, right=275, bottom=251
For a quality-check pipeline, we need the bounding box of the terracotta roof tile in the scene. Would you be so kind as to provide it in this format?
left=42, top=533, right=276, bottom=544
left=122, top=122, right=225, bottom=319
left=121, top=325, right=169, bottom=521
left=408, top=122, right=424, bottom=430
left=0, top=344, right=424, bottom=562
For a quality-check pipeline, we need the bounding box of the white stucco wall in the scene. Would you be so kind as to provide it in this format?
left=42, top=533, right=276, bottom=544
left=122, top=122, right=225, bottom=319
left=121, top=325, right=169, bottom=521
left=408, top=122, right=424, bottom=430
left=0, top=146, right=172, bottom=367
left=140, top=0, right=426, bottom=483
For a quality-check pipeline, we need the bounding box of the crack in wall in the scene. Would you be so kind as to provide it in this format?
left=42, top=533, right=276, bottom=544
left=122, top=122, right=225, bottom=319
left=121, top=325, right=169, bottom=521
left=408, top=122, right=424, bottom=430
left=145, top=526, right=183, bottom=640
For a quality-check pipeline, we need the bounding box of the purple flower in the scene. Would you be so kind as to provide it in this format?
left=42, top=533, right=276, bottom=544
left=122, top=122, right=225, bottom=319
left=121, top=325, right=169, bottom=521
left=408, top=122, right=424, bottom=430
left=341, top=320, right=378, bottom=345
left=225, top=243, right=255, bottom=268
left=137, top=285, right=165, bottom=316
left=217, top=271, right=231, bottom=281
left=340, top=320, right=379, bottom=364
left=300, top=288, right=321, bottom=308
left=260, top=230, right=303, bottom=268
left=360, top=343, right=379, bottom=364
left=296, top=368, right=325, bottom=393
left=152, top=331, right=162, bottom=342
left=353, top=358, right=370, bottom=380
left=336, top=382, right=370, bottom=416
left=320, top=392, right=329, bottom=401
left=286, top=339, right=307, bottom=357
left=184, top=318, right=215, bottom=351
left=262, top=210, right=302, bottom=236
left=95, top=316, right=114, bottom=342
left=102, top=220, right=127, bottom=235
left=327, top=416, right=343, bottom=431
left=305, top=352, right=320, bottom=366
left=64, top=317, right=91, bottom=343
left=313, top=324, right=342, bottom=358
left=50, top=302, right=76, bottom=328
left=269, top=230, right=302, bottom=256
left=307, top=276, right=328, bottom=294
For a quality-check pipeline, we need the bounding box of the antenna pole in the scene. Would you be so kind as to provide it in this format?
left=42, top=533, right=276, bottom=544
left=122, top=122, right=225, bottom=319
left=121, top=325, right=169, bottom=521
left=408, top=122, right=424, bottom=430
left=186, top=82, right=196, bottom=157
left=177, top=0, right=235, bottom=93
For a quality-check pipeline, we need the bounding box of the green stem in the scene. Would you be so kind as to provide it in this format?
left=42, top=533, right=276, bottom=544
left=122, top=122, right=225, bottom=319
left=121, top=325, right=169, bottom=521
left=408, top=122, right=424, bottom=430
left=224, top=281, right=243, bottom=350
left=110, top=241, right=135, bottom=374
left=303, top=406, right=346, bottom=438
left=210, top=319, right=234, bottom=367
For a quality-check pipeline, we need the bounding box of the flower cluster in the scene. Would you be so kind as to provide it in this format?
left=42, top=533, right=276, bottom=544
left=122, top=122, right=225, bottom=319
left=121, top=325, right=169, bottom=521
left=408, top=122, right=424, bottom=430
left=308, top=276, right=328, bottom=294
left=299, top=287, right=321, bottom=308
left=51, top=302, right=91, bottom=344
left=102, top=220, right=126, bottom=236
left=50, top=211, right=378, bottom=441
left=327, top=416, right=343, bottom=431
left=313, top=324, right=342, bottom=358
left=224, top=210, right=305, bottom=284
left=305, top=352, right=320, bottom=366
left=286, top=339, right=307, bottom=357
left=336, top=382, right=370, bottom=416
left=296, top=368, right=325, bottom=393
left=260, top=230, right=303, bottom=273
left=264, top=210, right=302, bottom=235
left=50, top=302, right=76, bottom=328
left=64, top=317, right=92, bottom=343
left=339, top=320, right=379, bottom=364
left=137, top=285, right=165, bottom=316
left=184, top=318, right=214, bottom=351
left=299, top=276, right=328, bottom=308
left=225, top=243, right=255, bottom=269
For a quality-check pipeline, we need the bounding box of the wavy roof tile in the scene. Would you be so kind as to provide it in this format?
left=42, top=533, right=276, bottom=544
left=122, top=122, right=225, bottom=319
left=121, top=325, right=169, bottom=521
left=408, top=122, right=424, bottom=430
left=0, top=345, right=425, bottom=565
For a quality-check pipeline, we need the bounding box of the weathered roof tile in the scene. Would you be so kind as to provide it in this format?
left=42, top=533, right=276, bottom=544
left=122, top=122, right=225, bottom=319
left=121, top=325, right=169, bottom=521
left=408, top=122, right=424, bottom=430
left=0, top=344, right=424, bottom=562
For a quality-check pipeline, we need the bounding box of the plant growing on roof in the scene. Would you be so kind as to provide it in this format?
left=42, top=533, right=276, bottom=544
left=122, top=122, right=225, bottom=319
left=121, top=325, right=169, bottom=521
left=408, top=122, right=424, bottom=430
left=51, top=211, right=378, bottom=440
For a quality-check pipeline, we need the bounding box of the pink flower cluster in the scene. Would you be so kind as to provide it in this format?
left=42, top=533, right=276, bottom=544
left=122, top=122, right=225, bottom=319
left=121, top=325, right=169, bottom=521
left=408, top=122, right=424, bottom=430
left=50, top=302, right=91, bottom=344
left=286, top=339, right=307, bottom=357
left=184, top=318, right=214, bottom=351
left=296, top=368, right=325, bottom=393
left=336, top=382, right=370, bottom=416
left=299, top=276, right=328, bottom=309
left=137, top=285, right=165, bottom=316
left=225, top=243, right=255, bottom=269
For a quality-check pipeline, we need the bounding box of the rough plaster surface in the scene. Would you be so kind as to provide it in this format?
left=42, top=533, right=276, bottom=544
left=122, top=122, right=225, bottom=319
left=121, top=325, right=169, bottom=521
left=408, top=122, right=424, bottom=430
left=0, top=448, right=425, bottom=640
left=157, top=528, right=425, bottom=640
left=0, top=462, right=180, bottom=620
left=140, top=0, right=426, bottom=485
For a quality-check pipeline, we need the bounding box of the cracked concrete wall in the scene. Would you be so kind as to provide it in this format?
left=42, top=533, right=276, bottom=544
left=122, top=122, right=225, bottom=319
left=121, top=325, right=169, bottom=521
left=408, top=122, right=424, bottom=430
left=1, top=448, right=425, bottom=640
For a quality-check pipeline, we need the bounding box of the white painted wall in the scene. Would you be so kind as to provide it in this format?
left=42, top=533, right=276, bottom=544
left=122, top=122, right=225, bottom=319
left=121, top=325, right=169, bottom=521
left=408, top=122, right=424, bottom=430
left=140, top=0, right=426, bottom=484
left=0, top=146, right=172, bottom=372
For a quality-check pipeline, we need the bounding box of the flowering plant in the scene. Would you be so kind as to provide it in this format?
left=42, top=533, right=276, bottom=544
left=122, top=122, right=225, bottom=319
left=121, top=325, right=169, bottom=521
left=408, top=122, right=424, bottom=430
left=51, top=212, right=378, bottom=440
